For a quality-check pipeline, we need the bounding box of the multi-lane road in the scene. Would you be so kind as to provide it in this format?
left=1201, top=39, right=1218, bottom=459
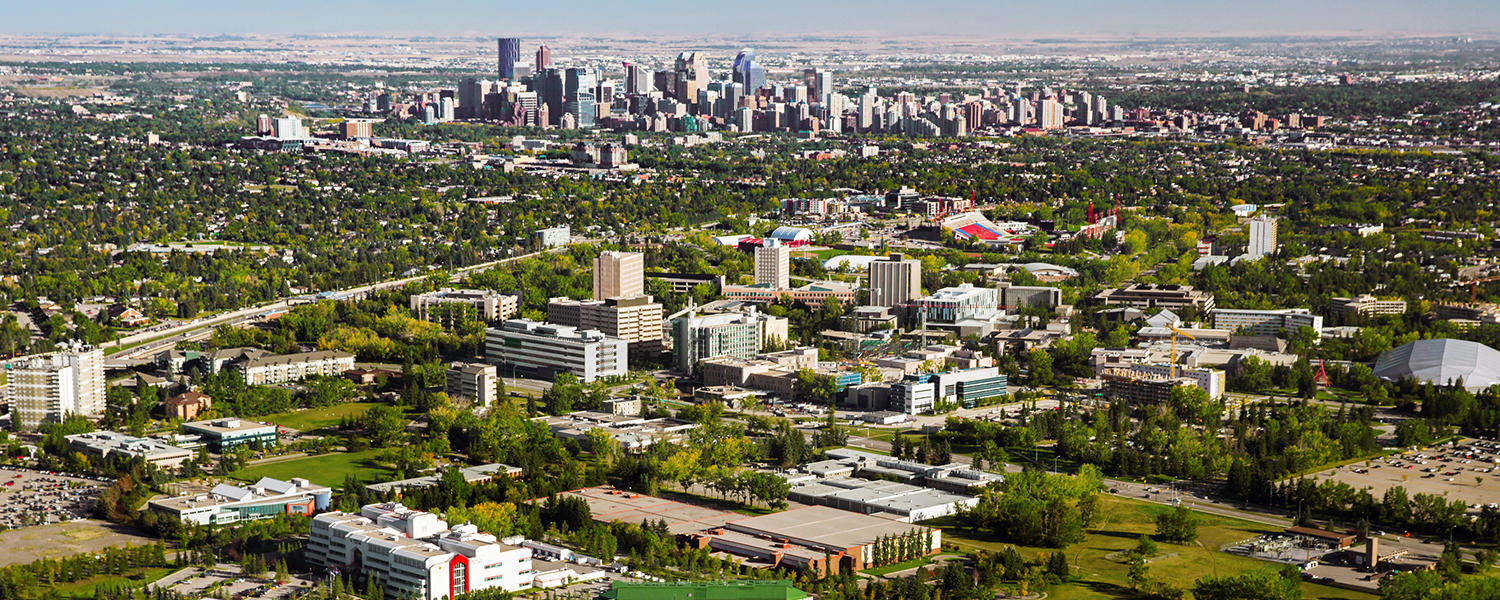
left=103, top=246, right=571, bottom=366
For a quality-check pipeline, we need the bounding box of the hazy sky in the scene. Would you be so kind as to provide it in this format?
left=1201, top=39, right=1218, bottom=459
left=9, top=0, right=1500, bottom=36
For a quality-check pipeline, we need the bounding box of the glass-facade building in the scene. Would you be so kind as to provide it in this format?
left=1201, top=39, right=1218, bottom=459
left=497, top=37, right=521, bottom=80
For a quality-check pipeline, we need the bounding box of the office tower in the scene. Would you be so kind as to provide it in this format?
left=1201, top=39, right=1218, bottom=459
left=732, top=48, right=766, bottom=92
left=815, top=70, right=834, bottom=106
left=869, top=254, right=922, bottom=307
left=535, top=44, right=551, bottom=72
left=535, top=68, right=564, bottom=126
left=439, top=97, right=456, bottom=122
left=422, top=104, right=437, bottom=124
left=564, top=67, right=596, bottom=129
left=273, top=116, right=304, bottom=138
left=256, top=114, right=274, bottom=135
left=593, top=251, right=645, bottom=300
left=458, top=78, right=490, bottom=119
left=802, top=69, right=818, bottom=98
left=496, top=38, right=521, bottom=80
left=858, top=87, right=878, bottom=131
left=736, top=106, right=755, bottom=132
left=754, top=242, right=790, bottom=289
left=624, top=62, right=650, bottom=96
left=674, top=51, right=707, bottom=105
left=7, top=344, right=105, bottom=430
left=1247, top=217, right=1278, bottom=258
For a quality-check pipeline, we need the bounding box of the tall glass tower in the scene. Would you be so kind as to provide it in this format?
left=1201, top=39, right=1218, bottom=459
left=565, top=67, right=597, bottom=129
left=733, top=48, right=765, bottom=92
left=496, top=38, right=521, bottom=80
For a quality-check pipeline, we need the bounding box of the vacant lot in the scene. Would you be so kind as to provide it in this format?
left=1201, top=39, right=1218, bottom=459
left=931, top=495, right=1374, bottom=600
left=230, top=448, right=390, bottom=489
left=0, top=519, right=158, bottom=567
left=263, top=402, right=381, bottom=432
left=1307, top=443, right=1500, bottom=513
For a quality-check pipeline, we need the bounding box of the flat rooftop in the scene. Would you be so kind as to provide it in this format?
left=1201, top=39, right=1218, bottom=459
left=560, top=487, right=739, bottom=535
left=182, top=418, right=277, bottom=435
left=727, top=505, right=930, bottom=549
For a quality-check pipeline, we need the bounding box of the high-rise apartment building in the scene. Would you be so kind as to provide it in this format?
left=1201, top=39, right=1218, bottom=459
left=496, top=38, right=521, bottom=80
left=1247, top=217, right=1278, bottom=258
left=7, top=344, right=105, bottom=430
left=869, top=253, right=922, bottom=307
left=1037, top=98, right=1064, bottom=129
left=593, top=251, right=645, bottom=300
left=754, top=243, right=790, bottom=289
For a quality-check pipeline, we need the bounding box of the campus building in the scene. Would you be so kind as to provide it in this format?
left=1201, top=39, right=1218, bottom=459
left=1329, top=295, right=1407, bottom=318
left=181, top=418, right=279, bottom=452
left=548, top=295, right=665, bottom=355
left=1209, top=308, right=1324, bottom=337
left=485, top=319, right=628, bottom=382
left=889, top=367, right=1009, bottom=414
left=1094, top=284, right=1215, bottom=311
left=445, top=362, right=500, bottom=406
left=534, top=226, right=570, bottom=248
left=410, top=289, right=520, bottom=322
left=868, top=254, right=922, bottom=307
left=671, top=312, right=761, bottom=373
left=65, top=431, right=193, bottom=469
left=307, top=502, right=534, bottom=600
left=594, top=251, right=645, bottom=300
left=149, top=477, right=331, bottom=525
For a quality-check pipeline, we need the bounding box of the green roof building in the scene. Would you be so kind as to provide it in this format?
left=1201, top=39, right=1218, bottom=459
left=601, top=581, right=808, bottom=600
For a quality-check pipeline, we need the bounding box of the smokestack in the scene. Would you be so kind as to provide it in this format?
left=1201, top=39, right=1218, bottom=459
left=1367, top=538, right=1379, bottom=570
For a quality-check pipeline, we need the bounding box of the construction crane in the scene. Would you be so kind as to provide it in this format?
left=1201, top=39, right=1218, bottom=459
left=1168, top=325, right=1196, bottom=378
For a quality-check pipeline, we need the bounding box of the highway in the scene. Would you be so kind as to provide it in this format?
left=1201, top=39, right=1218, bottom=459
left=103, top=246, right=571, bottom=365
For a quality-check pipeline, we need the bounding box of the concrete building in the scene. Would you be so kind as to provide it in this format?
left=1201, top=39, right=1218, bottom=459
left=593, top=251, right=645, bottom=300
left=6, top=344, right=105, bottom=430
left=234, top=350, right=356, bottom=385
left=485, top=319, right=627, bottom=382
left=720, top=281, right=857, bottom=305
left=548, top=296, right=665, bottom=354
left=919, top=284, right=1001, bottom=335
left=690, top=505, right=940, bottom=575
left=1094, top=284, right=1215, bottom=311
left=163, top=391, right=212, bottom=421
left=868, top=254, right=922, bottom=307
left=1330, top=295, right=1407, bottom=318
left=821, top=448, right=1002, bottom=493
left=1124, top=363, right=1226, bottom=399
left=65, top=431, right=193, bottom=469
left=889, top=367, right=1008, bottom=414
left=411, top=289, right=519, bottom=322
left=535, top=411, right=698, bottom=451
left=997, top=283, right=1062, bottom=310
left=149, top=477, right=331, bottom=525
left=671, top=312, right=762, bottom=373
left=1247, top=217, right=1278, bottom=258
left=1209, top=308, right=1324, bottom=337
left=445, top=362, right=500, bottom=406
left=754, top=243, right=791, bottom=289
left=308, top=503, right=534, bottom=599
left=534, top=226, right=570, bottom=248
left=1100, top=368, right=1197, bottom=404
left=367, top=463, right=522, bottom=495
left=786, top=477, right=977, bottom=522
left=182, top=418, right=279, bottom=452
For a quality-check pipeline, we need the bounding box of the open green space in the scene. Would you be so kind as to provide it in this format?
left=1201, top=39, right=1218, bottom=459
left=928, top=495, right=1374, bottom=600
left=230, top=447, right=391, bottom=488
left=263, top=401, right=382, bottom=432
left=44, top=567, right=174, bottom=599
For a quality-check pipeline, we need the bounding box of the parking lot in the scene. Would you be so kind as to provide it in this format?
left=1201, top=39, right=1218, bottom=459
left=151, top=564, right=316, bottom=600
left=0, top=466, right=110, bottom=528
left=0, top=519, right=159, bottom=566
left=1309, top=438, right=1500, bottom=514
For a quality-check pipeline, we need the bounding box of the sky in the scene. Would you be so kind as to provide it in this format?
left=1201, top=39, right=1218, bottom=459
left=7, top=0, right=1500, bottom=36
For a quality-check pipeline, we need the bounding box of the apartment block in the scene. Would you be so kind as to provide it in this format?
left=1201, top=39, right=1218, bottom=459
left=410, top=288, right=519, bottom=322
left=6, top=344, right=104, bottom=430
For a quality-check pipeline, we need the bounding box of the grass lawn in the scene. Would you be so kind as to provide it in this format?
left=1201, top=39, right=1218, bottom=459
left=929, top=495, right=1375, bottom=600
left=230, top=448, right=391, bottom=489
left=263, top=402, right=382, bottom=432
left=47, top=567, right=175, bottom=599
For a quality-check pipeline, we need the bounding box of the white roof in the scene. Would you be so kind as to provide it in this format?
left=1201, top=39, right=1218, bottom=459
left=1374, top=338, right=1500, bottom=391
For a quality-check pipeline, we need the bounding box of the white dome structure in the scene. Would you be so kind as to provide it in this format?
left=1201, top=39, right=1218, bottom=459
left=1373, top=338, right=1500, bottom=391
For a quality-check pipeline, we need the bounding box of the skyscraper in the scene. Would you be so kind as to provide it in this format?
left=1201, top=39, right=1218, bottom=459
left=535, top=68, right=564, bottom=127
left=674, top=51, right=707, bottom=106
left=754, top=242, right=790, bottom=289
left=623, top=62, right=650, bottom=96
left=593, top=251, right=645, bottom=300
left=535, top=44, right=552, bottom=72
left=1037, top=98, right=1064, bottom=129
left=458, top=78, right=490, bottom=120
left=564, top=67, right=597, bottom=129
left=497, top=38, right=521, bottom=80
left=869, top=254, right=922, bottom=307
left=732, top=48, right=766, bottom=92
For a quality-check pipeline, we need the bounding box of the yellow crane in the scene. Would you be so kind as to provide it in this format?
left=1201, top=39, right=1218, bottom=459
left=1168, top=325, right=1196, bottom=378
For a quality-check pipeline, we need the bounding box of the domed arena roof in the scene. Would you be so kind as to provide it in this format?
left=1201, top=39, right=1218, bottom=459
left=1373, top=338, right=1500, bottom=391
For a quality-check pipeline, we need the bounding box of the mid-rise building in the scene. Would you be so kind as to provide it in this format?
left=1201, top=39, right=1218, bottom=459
left=534, top=226, right=570, bottom=248
left=548, top=296, right=664, bottom=354
left=65, top=431, right=193, bottom=469
left=235, top=350, right=356, bottom=385
left=485, top=319, right=627, bottom=382
left=149, top=477, right=331, bottom=525
left=1330, top=295, right=1408, bottom=318
left=6, top=344, right=105, bottom=430
left=1094, top=284, right=1216, bottom=311
left=672, top=312, right=762, bottom=374
left=919, top=284, right=1001, bottom=334
left=307, top=502, right=534, bottom=599
left=754, top=243, right=791, bottom=289
left=1209, top=308, right=1323, bottom=337
left=410, top=288, right=519, bottom=323
left=868, top=254, right=922, bottom=307
left=182, top=418, right=279, bottom=452
left=1123, top=364, right=1225, bottom=399
left=1100, top=368, right=1197, bottom=404
left=594, top=251, right=645, bottom=300
left=1247, top=217, right=1278, bottom=258
left=445, top=362, right=500, bottom=406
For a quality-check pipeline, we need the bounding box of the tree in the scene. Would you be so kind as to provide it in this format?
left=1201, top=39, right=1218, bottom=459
left=1127, top=555, right=1150, bottom=591
left=1192, top=568, right=1301, bottom=600
left=1155, top=505, right=1199, bottom=543
left=1027, top=348, right=1054, bottom=386
left=1046, top=551, right=1069, bottom=580
left=1377, top=570, right=1441, bottom=600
